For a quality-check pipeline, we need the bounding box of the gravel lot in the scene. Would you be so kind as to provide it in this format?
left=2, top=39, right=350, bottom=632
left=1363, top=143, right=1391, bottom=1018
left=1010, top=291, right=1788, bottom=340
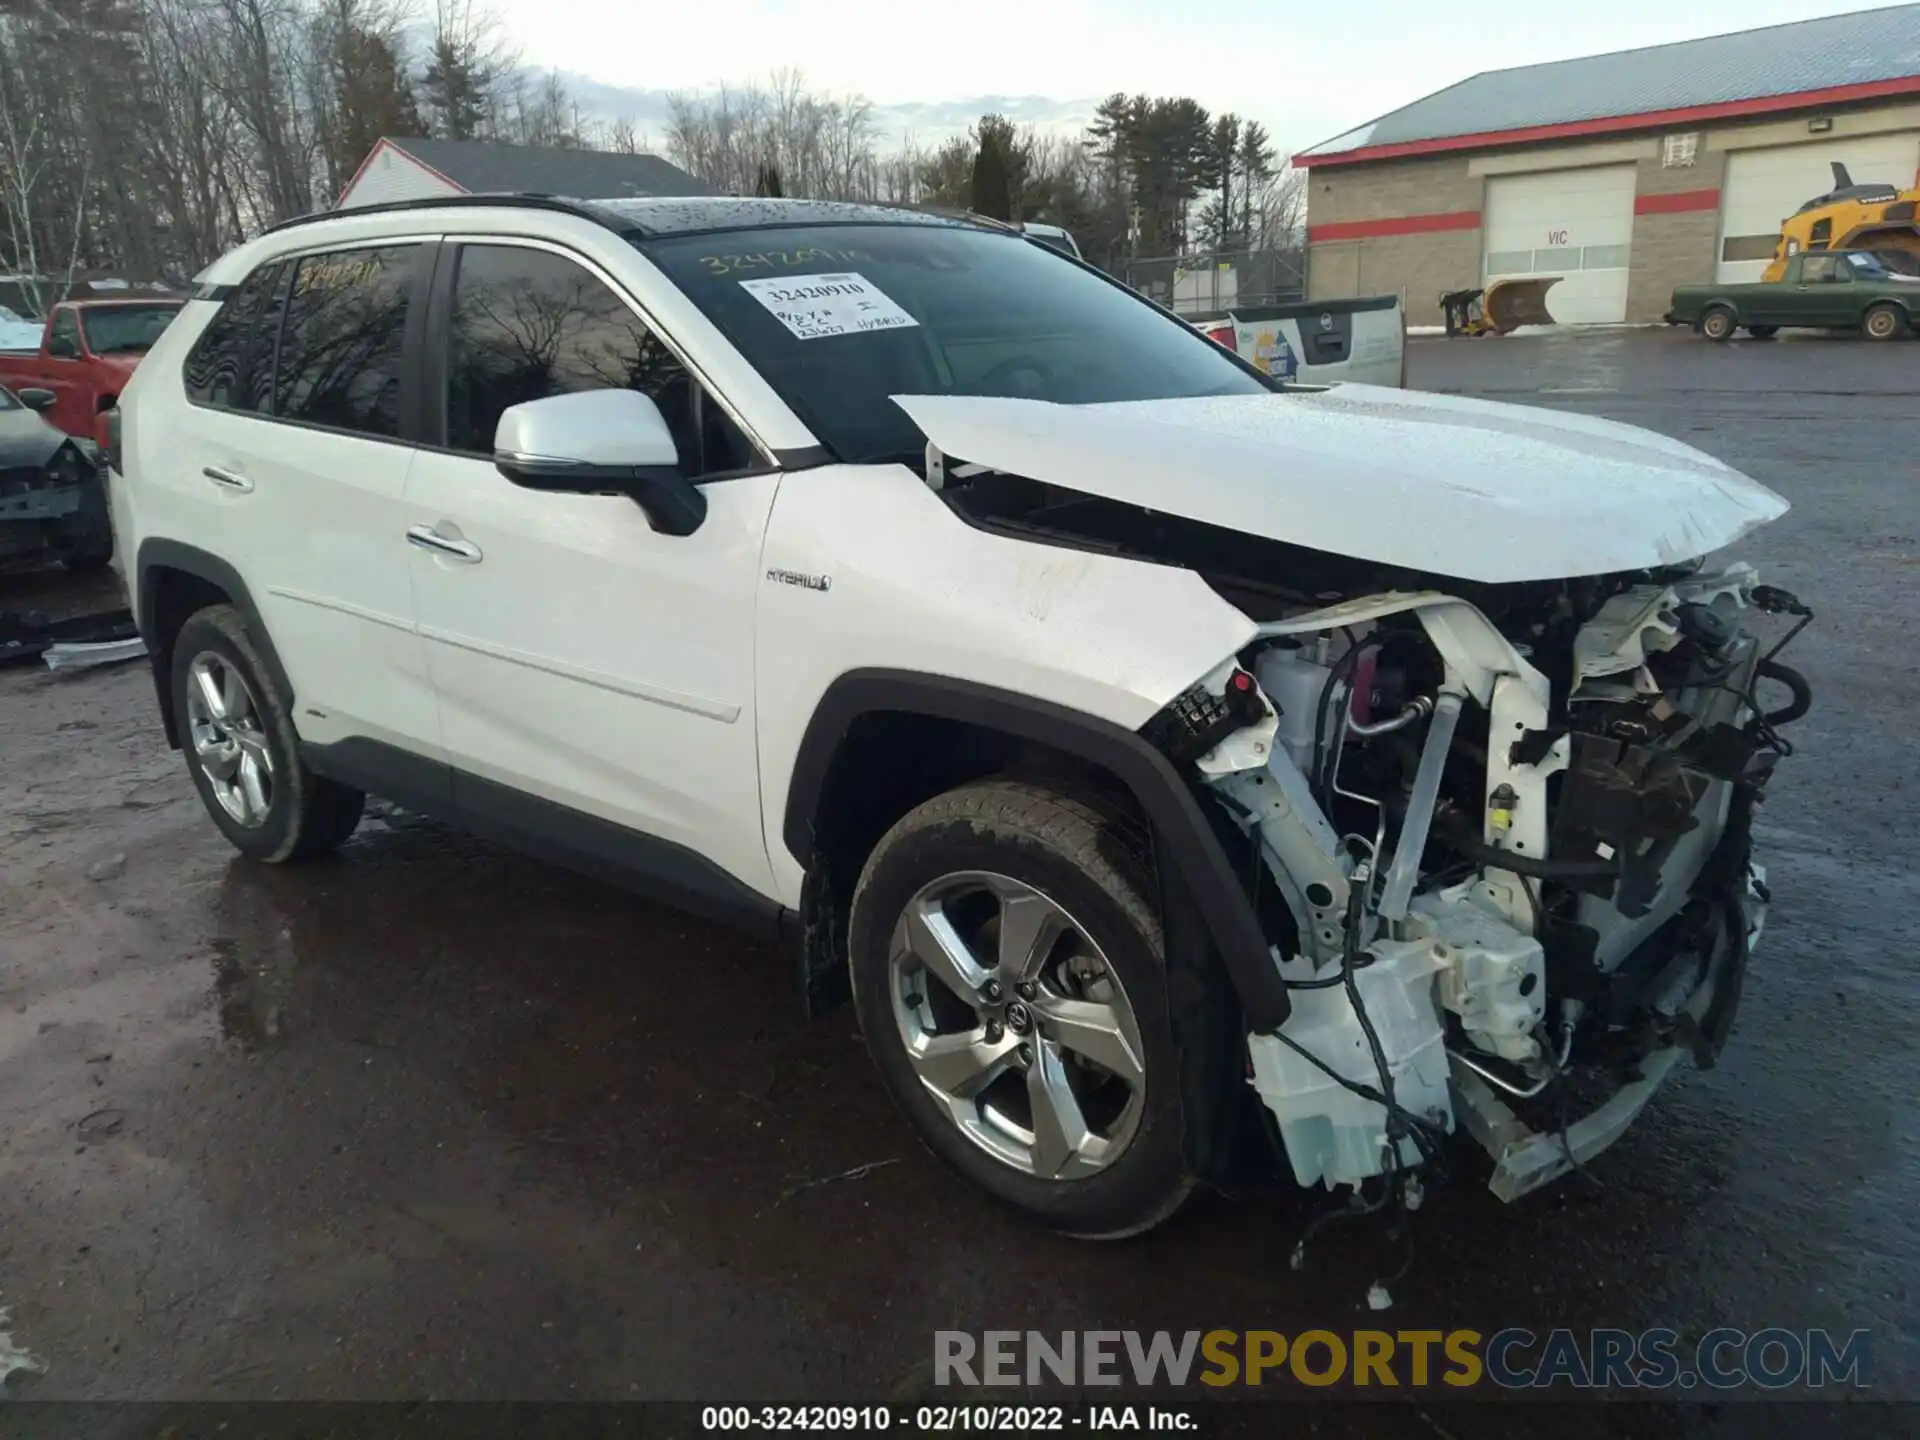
left=0, top=328, right=1914, bottom=1433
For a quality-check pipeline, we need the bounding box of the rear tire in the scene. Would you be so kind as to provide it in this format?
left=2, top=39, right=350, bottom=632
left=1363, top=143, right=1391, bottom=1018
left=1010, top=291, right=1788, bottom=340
left=1700, top=307, right=1736, bottom=342
left=1862, top=303, right=1905, bottom=341
left=1745, top=325, right=1778, bottom=340
left=849, top=779, right=1214, bottom=1238
left=171, top=604, right=364, bottom=862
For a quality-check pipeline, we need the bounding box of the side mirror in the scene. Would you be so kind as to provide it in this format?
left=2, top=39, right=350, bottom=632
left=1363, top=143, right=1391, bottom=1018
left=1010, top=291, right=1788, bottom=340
left=18, top=387, right=55, bottom=412
left=493, top=389, right=705, bottom=537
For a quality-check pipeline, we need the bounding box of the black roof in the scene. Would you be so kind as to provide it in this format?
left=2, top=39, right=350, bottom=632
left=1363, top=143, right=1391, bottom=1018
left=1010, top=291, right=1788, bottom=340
left=388, top=136, right=716, bottom=200
left=271, top=193, right=1003, bottom=241
left=590, top=196, right=987, bottom=236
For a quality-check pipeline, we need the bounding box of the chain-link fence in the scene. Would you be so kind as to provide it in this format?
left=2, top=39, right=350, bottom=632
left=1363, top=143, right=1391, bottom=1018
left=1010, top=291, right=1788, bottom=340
left=1122, top=249, right=1306, bottom=316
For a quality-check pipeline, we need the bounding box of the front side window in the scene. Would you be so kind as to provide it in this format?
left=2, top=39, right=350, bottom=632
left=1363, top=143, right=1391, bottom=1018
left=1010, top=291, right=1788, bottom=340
left=183, top=262, right=286, bottom=411
left=443, top=243, right=754, bottom=475
left=80, top=303, right=181, bottom=355
left=47, top=310, right=81, bottom=358
left=275, top=244, right=419, bottom=439
left=1800, top=254, right=1840, bottom=283
left=640, top=223, right=1268, bottom=466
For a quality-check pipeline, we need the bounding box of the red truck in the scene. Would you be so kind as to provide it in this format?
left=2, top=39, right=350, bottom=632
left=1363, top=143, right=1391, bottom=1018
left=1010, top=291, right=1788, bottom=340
left=0, top=296, right=184, bottom=448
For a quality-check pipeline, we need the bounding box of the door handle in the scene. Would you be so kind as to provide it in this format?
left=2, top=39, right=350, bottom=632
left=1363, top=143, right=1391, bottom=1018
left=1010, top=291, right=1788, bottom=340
left=202, top=464, right=253, bottom=492
left=406, top=525, right=483, bottom=562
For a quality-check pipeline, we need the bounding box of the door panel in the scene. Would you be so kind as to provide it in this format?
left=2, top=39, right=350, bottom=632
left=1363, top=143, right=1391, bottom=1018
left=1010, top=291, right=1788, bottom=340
left=173, top=243, right=442, bottom=757
left=406, top=458, right=778, bottom=891
left=40, top=310, right=90, bottom=437
left=1790, top=254, right=1853, bottom=325
left=407, top=239, right=778, bottom=898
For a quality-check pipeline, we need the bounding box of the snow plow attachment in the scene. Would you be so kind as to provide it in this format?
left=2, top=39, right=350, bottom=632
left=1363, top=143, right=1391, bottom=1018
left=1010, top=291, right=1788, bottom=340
left=1483, top=276, right=1562, bottom=333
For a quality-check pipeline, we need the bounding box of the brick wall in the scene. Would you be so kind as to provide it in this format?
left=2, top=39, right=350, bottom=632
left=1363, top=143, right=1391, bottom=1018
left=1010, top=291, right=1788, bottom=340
left=1304, top=155, right=1484, bottom=323
left=1306, top=154, right=1481, bottom=226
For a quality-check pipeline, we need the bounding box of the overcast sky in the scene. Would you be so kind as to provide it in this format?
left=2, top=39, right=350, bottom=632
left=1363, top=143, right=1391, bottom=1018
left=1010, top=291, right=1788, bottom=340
left=496, top=0, right=1912, bottom=155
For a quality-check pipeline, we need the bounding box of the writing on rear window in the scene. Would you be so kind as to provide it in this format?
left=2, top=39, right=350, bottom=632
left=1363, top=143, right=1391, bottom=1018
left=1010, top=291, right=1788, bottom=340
left=699, top=248, right=871, bottom=276
left=739, top=272, right=918, bottom=340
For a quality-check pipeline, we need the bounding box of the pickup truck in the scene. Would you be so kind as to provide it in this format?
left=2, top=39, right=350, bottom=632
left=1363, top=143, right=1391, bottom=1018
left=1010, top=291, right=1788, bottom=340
left=1668, top=250, right=1920, bottom=341
left=1195, top=295, right=1408, bottom=386
left=0, top=296, right=183, bottom=446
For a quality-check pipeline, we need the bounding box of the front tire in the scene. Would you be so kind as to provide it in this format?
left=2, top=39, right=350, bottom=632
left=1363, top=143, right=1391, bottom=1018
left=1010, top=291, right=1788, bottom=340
left=1862, top=303, right=1905, bottom=341
left=849, top=780, right=1209, bottom=1238
left=1700, top=307, right=1736, bottom=342
left=171, top=604, right=364, bottom=862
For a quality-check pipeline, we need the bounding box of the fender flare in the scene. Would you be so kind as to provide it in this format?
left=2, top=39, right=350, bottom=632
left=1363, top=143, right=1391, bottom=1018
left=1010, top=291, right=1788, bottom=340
left=135, top=538, right=294, bottom=747
left=782, top=669, right=1290, bottom=1030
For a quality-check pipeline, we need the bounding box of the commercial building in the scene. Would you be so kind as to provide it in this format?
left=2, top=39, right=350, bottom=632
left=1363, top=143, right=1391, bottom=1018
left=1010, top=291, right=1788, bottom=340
left=1296, top=5, right=1920, bottom=324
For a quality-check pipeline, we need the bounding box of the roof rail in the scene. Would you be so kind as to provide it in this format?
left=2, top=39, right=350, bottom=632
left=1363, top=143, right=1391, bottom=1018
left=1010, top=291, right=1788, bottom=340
left=890, top=202, right=1022, bottom=235
left=262, top=193, right=634, bottom=237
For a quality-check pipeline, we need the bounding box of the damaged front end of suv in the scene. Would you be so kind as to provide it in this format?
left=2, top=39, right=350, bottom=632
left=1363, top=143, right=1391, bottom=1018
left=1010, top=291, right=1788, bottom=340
left=905, top=386, right=1810, bottom=1207
left=1167, top=566, right=1808, bottom=1202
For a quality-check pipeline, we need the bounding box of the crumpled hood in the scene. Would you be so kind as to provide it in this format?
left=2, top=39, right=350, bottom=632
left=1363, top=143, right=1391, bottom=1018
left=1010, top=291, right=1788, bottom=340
left=892, top=386, right=1788, bottom=584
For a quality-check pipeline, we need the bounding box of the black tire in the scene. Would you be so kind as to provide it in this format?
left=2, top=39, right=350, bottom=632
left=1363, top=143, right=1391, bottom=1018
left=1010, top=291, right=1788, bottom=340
left=1745, top=325, right=1779, bottom=340
left=849, top=779, right=1217, bottom=1238
left=171, top=604, right=363, bottom=862
left=1862, top=303, right=1905, bottom=341
left=1700, top=307, right=1736, bottom=342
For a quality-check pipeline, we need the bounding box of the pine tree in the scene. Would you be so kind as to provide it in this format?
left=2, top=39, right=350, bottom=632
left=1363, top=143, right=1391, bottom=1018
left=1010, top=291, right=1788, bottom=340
left=421, top=35, right=489, bottom=140
left=326, top=26, right=426, bottom=191
left=970, top=129, right=1012, bottom=222
left=1237, top=121, right=1275, bottom=246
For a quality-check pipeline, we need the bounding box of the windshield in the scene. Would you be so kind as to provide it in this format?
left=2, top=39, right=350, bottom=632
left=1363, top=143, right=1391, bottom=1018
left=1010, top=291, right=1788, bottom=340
left=79, top=303, right=181, bottom=355
left=641, top=223, right=1268, bottom=464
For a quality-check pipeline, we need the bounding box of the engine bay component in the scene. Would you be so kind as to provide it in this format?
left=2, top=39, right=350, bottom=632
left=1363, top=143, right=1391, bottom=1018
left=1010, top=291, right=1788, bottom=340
left=1247, top=938, right=1452, bottom=1192
left=1187, top=563, right=1810, bottom=1206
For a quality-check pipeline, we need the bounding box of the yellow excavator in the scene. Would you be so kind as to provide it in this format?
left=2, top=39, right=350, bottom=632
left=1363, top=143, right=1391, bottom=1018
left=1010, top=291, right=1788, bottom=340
left=1761, top=162, right=1920, bottom=282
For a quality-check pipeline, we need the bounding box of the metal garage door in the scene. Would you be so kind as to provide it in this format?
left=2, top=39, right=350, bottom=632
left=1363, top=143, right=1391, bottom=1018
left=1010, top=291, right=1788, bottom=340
left=1716, top=134, right=1920, bottom=282
left=1482, top=166, right=1637, bottom=324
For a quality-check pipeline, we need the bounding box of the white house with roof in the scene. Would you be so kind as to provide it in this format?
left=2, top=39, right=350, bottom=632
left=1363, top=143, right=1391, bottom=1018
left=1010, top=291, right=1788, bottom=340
left=337, top=137, right=716, bottom=211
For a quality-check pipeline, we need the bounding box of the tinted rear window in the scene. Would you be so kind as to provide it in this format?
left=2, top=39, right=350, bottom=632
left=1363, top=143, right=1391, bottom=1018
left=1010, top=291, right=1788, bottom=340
left=183, top=262, right=285, bottom=411
left=274, top=245, right=419, bottom=439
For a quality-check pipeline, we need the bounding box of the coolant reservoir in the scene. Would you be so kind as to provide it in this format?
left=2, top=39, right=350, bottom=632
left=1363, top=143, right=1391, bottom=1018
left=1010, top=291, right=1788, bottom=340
left=1247, top=940, right=1453, bottom=1191
left=1254, top=646, right=1333, bottom=775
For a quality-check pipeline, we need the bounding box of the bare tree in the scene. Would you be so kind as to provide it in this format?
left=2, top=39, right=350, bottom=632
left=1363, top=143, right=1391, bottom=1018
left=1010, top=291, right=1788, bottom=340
left=665, top=71, right=882, bottom=202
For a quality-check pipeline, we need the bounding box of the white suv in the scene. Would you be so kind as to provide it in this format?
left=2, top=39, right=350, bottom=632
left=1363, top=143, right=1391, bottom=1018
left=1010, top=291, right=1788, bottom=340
left=113, top=196, right=1810, bottom=1238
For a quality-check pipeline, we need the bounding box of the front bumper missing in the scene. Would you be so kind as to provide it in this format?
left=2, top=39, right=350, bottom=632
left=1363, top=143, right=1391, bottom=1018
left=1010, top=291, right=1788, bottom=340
left=1454, top=862, right=1768, bottom=1202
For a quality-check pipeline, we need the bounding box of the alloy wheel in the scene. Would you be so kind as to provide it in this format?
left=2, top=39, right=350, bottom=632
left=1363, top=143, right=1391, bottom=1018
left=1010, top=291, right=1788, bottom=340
left=184, top=651, right=275, bottom=828
left=887, top=870, right=1146, bottom=1179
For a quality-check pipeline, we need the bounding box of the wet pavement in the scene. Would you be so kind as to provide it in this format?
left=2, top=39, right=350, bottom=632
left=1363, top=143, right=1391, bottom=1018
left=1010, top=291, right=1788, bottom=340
left=0, top=328, right=1914, bottom=1429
